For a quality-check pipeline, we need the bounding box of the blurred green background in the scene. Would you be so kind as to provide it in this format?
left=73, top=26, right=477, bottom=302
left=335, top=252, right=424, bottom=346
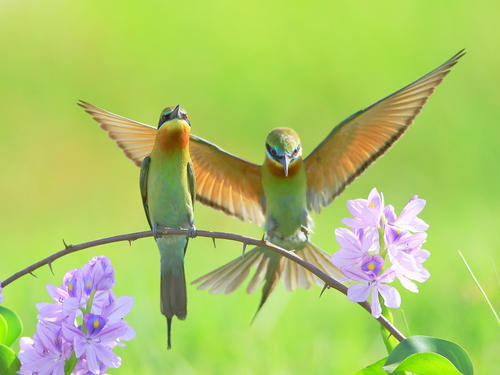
left=1, top=0, right=498, bottom=373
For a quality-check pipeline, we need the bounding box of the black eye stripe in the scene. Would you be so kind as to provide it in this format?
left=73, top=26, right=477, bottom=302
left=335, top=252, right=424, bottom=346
left=158, top=111, right=172, bottom=127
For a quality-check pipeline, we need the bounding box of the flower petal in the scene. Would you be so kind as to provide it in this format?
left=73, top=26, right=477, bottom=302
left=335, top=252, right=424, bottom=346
left=104, top=296, right=134, bottom=324
left=398, top=274, right=419, bottom=293
left=370, top=287, right=382, bottom=317
left=347, top=283, right=371, bottom=302
left=341, top=266, right=372, bottom=283
left=96, top=343, right=122, bottom=368
left=347, top=199, right=366, bottom=217
left=330, top=249, right=362, bottom=269
left=85, top=345, right=99, bottom=373
left=378, top=284, right=401, bottom=308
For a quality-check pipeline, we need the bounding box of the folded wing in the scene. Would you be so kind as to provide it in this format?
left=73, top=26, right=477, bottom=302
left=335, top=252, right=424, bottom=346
left=304, top=50, right=465, bottom=212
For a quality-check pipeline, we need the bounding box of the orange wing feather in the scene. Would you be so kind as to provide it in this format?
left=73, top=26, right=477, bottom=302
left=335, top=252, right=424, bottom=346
left=189, top=136, right=265, bottom=225
left=78, top=100, right=156, bottom=167
left=304, top=50, right=465, bottom=212
left=79, top=100, right=265, bottom=225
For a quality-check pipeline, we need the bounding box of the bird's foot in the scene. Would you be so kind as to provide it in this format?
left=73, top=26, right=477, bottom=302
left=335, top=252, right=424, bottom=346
left=152, top=223, right=160, bottom=239
left=300, top=225, right=312, bottom=240
left=187, top=225, right=197, bottom=238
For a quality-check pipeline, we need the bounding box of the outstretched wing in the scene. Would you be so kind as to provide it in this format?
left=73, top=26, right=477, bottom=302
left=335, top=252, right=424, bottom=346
left=78, top=100, right=156, bottom=167
left=304, top=50, right=465, bottom=212
left=79, top=100, right=265, bottom=225
left=189, top=135, right=265, bottom=225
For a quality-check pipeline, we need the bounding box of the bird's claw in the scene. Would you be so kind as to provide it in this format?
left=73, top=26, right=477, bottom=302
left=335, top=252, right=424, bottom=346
left=152, top=223, right=160, bottom=239
left=300, top=225, right=312, bottom=239
left=188, top=225, right=197, bottom=238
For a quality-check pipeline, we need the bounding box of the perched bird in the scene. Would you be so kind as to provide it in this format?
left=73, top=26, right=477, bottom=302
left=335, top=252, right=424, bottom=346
left=134, top=104, right=195, bottom=348
left=79, top=50, right=464, bottom=317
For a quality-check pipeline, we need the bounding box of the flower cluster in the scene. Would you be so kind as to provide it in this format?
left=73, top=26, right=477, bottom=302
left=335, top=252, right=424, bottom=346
left=330, top=188, right=430, bottom=317
left=18, top=256, right=135, bottom=375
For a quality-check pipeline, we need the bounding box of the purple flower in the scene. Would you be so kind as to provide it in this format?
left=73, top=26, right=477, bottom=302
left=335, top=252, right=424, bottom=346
left=63, top=313, right=132, bottom=374
left=86, top=256, right=115, bottom=291
left=20, top=255, right=133, bottom=375
left=385, top=195, right=429, bottom=233
left=36, top=287, right=67, bottom=324
left=18, top=322, right=70, bottom=375
left=342, top=255, right=401, bottom=317
left=330, top=227, right=379, bottom=270
left=64, top=269, right=83, bottom=299
left=73, top=358, right=109, bottom=375
left=341, top=188, right=385, bottom=230
left=387, top=231, right=430, bottom=292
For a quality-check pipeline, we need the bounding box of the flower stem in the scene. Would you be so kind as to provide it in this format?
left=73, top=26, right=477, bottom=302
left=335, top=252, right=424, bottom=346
left=380, top=303, right=399, bottom=353
left=64, top=351, right=78, bottom=375
left=85, top=290, right=96, bottom=315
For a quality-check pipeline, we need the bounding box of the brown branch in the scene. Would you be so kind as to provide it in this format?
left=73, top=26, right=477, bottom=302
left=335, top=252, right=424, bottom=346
left=1, top=227, right=406, bottom=342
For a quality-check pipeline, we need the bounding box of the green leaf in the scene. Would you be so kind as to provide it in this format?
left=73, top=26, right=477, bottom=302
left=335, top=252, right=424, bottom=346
left=0, top=306, right=23, bottom=347
left=355, top=357, right=387, bottom=375
left=384, top=336, right=473, bottom=375
left=0, top=314, right=7, bottom=345
left=0, top=343, right=21, bottom=375
left=389, top=352, right=462, bottom=374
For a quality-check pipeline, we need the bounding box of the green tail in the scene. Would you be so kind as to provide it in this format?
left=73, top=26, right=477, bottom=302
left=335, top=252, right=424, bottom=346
left=251, top=249, right=282, bottom=322
left=159, top=237, right=187, bottom=349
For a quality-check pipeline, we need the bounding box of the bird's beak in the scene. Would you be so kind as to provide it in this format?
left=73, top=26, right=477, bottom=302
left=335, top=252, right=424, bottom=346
left=172, top=104, right=181, bottom=119
left=281, top=156, right=290, bottom=177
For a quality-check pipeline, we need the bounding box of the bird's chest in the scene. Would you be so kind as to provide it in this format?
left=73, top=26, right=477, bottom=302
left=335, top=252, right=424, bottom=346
left=262, top=166, right=310, bottom=247
left=147, top=153, right=191, bottom=227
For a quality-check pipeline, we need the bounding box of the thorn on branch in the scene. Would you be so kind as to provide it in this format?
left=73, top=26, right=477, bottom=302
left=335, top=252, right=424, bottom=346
left=62, top=239, right=70, bottom=250
left=319, top=283, right=329, bottom=297
left=242, top=242, right=247, bottom=257
left=212, top=238, right=216, bottom=248
left=48, top=262, right=54, bottom=275
left=128, top=240, right=132, bottom=246
left=29, top=272, right=38, bottom=278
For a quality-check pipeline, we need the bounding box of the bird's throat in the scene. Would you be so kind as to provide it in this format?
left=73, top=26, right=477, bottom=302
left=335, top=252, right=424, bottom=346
left=265, top=156, right=302, bottom=178
left=156, top=126, right=190, bottom=152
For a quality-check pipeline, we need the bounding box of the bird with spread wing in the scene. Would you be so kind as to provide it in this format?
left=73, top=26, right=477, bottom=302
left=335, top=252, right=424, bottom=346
left=79, top=50, right=464, bottom=318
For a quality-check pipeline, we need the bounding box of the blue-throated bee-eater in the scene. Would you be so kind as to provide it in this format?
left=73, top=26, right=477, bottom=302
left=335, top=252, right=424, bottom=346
left=116, top=103, right=195, bottom=348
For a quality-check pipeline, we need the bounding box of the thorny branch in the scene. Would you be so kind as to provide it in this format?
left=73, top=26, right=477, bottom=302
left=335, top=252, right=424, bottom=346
left=1, top=227, right=406, bottom=342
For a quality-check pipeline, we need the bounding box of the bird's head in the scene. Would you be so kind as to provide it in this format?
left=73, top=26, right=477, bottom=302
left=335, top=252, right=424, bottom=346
left=156, top=104, right=191, bottom=150
left=265, top=127, right=302, bottom=177
left=158, top=104, right=190, bottom=129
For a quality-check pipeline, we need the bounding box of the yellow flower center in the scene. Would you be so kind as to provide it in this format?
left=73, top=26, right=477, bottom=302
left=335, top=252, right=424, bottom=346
left=68, top=282, right=73, bottom=292
left=367, top=262, right=375, bottom=271
left=86, top=280, right=91, bottom=289
left=370, top=202, right=374, bottom=209
left=397, top=229, right=401, bottom=235
left=93, top=319, right=100, bottom=328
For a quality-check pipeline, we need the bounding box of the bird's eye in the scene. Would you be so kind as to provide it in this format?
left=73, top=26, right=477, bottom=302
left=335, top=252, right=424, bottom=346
left=271, top=149, right=277, bottom=156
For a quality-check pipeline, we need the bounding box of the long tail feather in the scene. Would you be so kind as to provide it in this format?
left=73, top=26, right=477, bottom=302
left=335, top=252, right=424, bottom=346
left=159, top=238, right=187, bottom=349
left=251, top=252, right=283, bottom=321
left=166, top=317, right=172, bottom=350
